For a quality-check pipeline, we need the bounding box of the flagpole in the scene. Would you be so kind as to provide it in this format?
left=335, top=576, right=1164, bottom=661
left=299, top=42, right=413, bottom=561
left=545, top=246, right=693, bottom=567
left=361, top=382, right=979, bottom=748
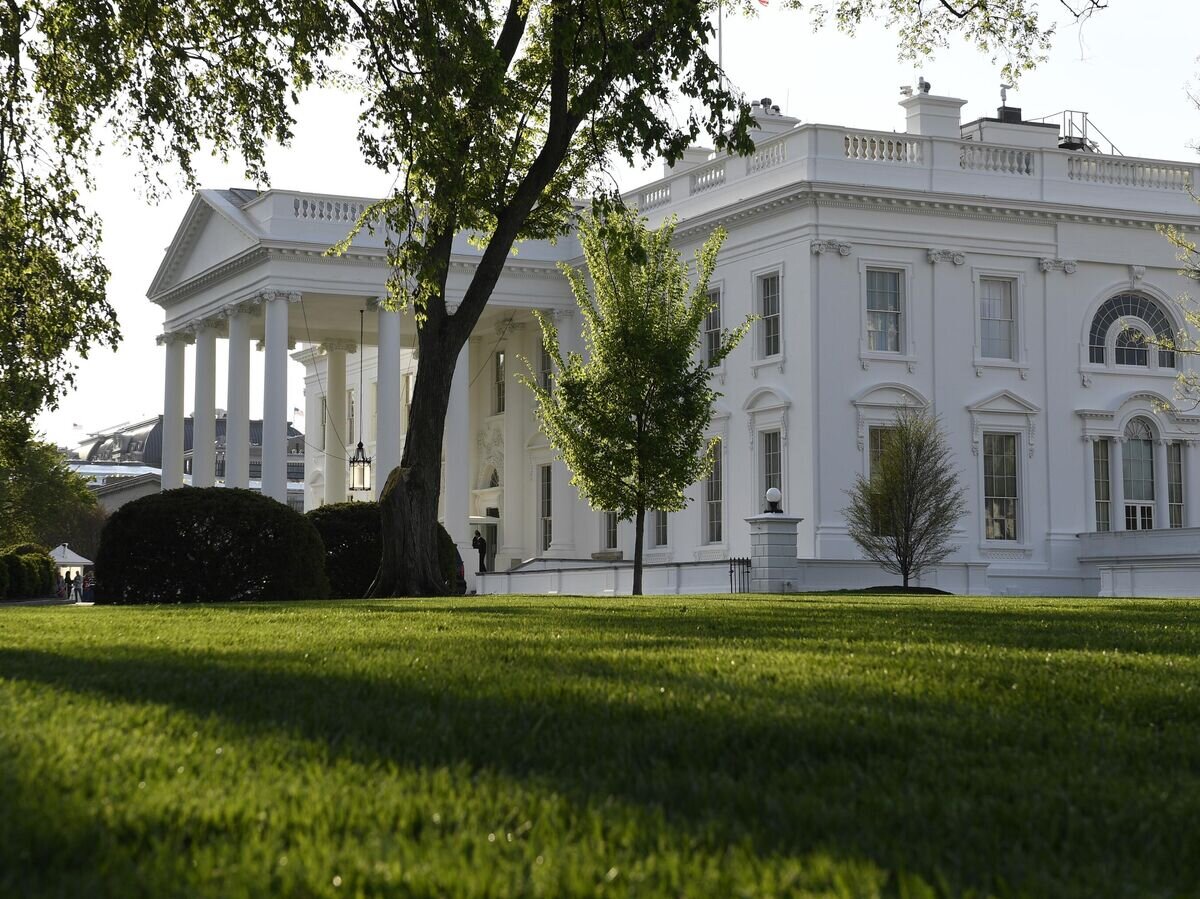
left=718, top=0, right=723, bottom=74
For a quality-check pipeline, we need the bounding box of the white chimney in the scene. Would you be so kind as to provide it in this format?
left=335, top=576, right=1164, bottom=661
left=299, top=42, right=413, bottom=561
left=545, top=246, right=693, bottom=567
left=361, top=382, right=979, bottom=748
left=899, top=90, right=967, bottom=138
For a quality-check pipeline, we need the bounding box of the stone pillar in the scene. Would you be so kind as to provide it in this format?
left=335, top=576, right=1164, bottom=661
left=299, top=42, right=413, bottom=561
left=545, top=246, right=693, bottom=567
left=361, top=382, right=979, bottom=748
left=1083, top=437, right=1096, bottom=532
left=303, top=379, right=323, bottom=510
left=191, top=321, right=218, bottom=487
left=261, top=292, right=296, bottom=503
left=375, top=303, right=402, bottom=498
left=746, top=513, right=803, bottom=593
left=1154, top=438, right=1171, bottom=529
left=225, top=306, right=253, bottom=489
left=501, top=323, right=526, bottom=567
left=1111, top=438, right=1126, bottom=531
left=157, top=331, right=192, bottom=489
left=322, top=341, right=354, bottom=505
left=1188, top=441, right=1200, bottom=527
left=445, top=340, right=471, bottom=573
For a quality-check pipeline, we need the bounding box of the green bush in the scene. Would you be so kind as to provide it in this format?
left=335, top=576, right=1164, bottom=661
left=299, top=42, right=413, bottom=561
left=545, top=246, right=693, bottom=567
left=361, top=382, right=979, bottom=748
left=0, top=550, right=54, bottom=598
left=0, top=557, right=8, bottom=599
left=2, top=554, right=21, bottom=598
left=94, top=488, right=330, bottom=604
left=306, top=502, right=381, bottom=599
left=307, top=501, right=461, bottom=596
left=2, top=542, right=49, bottom=557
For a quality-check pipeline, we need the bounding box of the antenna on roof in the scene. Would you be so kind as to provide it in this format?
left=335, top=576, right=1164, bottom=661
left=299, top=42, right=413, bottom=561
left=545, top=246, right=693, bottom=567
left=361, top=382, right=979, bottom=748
left=917, top=76, right=931, bottom=94
left=1000, top=83, right=1014, bottom=105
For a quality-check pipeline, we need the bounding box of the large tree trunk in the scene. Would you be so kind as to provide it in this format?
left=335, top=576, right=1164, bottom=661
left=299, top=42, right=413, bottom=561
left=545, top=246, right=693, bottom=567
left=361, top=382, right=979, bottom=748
left=369, top=320, right=462, bottom=597
left=632, top=504, right=645, bottom=596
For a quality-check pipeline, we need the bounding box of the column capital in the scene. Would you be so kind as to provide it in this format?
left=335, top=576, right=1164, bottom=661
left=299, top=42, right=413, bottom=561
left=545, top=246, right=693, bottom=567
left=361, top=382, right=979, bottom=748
left=320, top=339, right=359, bottom=355
left=223, top=298, right=262, bottom=318
left=927, top=248, right=965, bottom=265
left=258, top=290, right=303, bottom=304
left=257, top=339, right=298, bottom=351
left=156, top=331, right=194, bottom=346
left=187, top=318, right=224, bottom=336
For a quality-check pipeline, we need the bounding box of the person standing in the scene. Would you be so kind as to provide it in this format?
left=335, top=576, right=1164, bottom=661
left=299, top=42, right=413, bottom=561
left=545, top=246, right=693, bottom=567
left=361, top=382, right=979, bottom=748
left=471, top=529, right=488, bottom=574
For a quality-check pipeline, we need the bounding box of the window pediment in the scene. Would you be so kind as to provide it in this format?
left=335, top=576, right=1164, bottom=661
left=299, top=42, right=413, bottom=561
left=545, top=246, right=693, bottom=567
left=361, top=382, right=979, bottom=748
left=966, top=389, right=1040, bottom=417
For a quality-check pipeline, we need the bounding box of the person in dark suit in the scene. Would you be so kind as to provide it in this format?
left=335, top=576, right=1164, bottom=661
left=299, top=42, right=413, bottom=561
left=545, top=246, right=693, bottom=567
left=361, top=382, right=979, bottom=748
left=471, top=530, right=488, bottom=573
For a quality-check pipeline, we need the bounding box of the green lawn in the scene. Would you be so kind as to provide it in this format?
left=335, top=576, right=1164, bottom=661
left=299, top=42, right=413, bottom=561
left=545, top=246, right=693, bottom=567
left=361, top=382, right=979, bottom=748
left=1, top=596, right=1198, bottom=898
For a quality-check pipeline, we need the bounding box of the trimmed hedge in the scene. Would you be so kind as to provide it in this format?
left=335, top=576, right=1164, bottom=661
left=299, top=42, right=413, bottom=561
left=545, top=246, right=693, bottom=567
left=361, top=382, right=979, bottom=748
left=94, top=488, right=330, bottom=604
left=0, top=549, right=54, bottom=599
left=306, top=502, right=381, bottom=599
left=307, top=501, right=462, bottom=597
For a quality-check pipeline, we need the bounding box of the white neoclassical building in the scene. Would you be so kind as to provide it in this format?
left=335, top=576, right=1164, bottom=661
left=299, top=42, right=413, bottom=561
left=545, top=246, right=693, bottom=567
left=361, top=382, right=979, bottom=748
left=149, top=88, right=1200, bottom=597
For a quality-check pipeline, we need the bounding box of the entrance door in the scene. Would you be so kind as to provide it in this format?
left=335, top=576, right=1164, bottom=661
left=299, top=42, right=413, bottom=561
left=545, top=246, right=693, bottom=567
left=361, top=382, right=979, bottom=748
left=482, top=523, right=498, bottom=572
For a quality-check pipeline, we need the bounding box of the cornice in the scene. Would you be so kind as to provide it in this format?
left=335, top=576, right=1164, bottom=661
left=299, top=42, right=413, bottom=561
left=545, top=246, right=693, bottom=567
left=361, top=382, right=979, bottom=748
left=673, top=181, right=1200, bottom=243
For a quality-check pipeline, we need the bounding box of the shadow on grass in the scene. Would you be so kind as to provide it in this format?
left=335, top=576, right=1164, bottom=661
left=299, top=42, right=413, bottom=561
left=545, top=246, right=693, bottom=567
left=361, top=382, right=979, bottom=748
left=1, top=626, right=1198, bottom=897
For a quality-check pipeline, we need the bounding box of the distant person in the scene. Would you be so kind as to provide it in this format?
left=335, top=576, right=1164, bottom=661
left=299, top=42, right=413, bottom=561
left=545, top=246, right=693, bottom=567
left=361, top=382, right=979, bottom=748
left=82, top=575, right=94, bottom=604
left=471, top=529, right=488, bottom=574
left=64, top=572, right=74, bottom=601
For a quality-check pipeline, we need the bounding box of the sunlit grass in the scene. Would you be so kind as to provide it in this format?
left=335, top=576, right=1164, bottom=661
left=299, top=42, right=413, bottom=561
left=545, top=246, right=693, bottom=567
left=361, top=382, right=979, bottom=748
left=1, top=595, right=1197, bottom=897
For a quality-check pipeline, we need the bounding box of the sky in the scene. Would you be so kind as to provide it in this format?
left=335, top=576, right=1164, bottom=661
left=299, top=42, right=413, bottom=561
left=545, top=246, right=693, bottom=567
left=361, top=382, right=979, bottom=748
left=36, top=1, right=1200, bottom=448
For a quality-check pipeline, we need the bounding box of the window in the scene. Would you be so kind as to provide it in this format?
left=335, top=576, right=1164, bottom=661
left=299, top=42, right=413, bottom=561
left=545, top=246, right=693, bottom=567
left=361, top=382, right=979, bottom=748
left=705, top=441, right=723, bottom=544
left=866, top=268, right=902, bottom=353
left=347, top=389, right=356, bottom=444
left=704, top=288, right=722, bottom=367
left=1123, top=418, right=1155, bottom=530
left=758, top=273, right=781, bottom=357
left=868, top=426, right=894, bottom=473
left=538, top=343, right=553, bottom=392
left=980, top=278, right=1015, bottom=360
left=1088, top=294, right=1175, bottom=367
left=762, top=429, right=782, bottom=497
left=983, top=433, right=1018, bottom=541
left=1169, top=442, right=1184, bottom=528
left=654, top=510, right=668, bottom=547
left=539, top=464, right=552, bottom=551
left=493, top=351, right=506, bottom=414
left=1093, top=440, right=1111, bottom=532
left=602, top=511, right=618, bottom=550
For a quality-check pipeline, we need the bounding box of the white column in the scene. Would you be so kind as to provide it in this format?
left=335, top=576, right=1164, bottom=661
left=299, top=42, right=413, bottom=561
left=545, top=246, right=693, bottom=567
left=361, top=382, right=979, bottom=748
left=158, top=331, right=191, bottom=489
left=376, top=304, right=402, bottom=498
left=1083, top=437, right=1096, bottom=532
left=1187, top=442, right=1200, bottom=527
left=548, top=309, right=577, bottom=555
left=501, top=323, right=526, bottom=566
left=303, top=380, right=323, bottom=510
left=1111, top=438, right=1126, bottom=531
left=192, top=322, right=218, bottom=487
left=322, top=341, right=352, bottom=505
left=225, top=307, right=252, bottom=489
left=445, top=339, right=471, bottom=556
left=1154, top=438, right=1171, bottom=529
left=261, top=292, right=295, bottom=503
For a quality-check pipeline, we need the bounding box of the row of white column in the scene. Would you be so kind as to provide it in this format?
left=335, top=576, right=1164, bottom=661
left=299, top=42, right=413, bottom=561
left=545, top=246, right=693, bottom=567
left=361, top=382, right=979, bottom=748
left=1083, top=435, right=1200, bottom=530
left=159, top=293, right=408, bottom=505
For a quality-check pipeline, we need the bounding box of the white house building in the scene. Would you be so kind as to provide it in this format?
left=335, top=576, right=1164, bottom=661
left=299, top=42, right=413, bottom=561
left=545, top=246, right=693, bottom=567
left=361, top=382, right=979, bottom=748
left=149, top=88, right=1200, bottom=597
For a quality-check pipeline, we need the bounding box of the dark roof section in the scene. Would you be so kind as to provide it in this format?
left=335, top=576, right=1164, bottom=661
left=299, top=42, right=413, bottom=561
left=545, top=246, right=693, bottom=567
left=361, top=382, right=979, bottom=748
left=92, top=416, right=303, bottom=467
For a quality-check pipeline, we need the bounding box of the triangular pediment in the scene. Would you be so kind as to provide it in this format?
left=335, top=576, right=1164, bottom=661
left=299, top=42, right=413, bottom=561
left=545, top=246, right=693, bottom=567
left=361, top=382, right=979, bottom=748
left=966, top=389, right=1040, bottom=416
left=147, top=191, right=262, bottom=301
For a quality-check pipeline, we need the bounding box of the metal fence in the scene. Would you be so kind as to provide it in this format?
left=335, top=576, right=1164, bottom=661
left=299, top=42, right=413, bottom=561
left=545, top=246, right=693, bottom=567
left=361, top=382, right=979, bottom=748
left=729, top=557, right=751, bottom=593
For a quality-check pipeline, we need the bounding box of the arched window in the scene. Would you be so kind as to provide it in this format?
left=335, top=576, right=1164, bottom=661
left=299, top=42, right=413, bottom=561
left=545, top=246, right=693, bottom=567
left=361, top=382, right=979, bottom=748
left=1122, top=417, right=1156, bottom=530
left=1088, top=294, right=1176, bottom=368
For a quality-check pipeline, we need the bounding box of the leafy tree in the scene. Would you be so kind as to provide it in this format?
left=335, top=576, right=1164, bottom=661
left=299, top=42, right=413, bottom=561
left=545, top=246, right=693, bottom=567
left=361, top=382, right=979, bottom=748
left=3, top=0, right=1100, bottom=593
left=523, top=208, right=748, bottom=595
left=843, top=407, right=967, bottom=589
left=0, top=439, right=104, bottom=557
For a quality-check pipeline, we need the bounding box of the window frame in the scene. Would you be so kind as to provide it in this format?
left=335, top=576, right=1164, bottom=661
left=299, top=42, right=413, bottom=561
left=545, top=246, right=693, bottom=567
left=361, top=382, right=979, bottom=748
left=752, top=265, right=784, bottom=363
left=760, top=428, right=783, bottom=502
left=858, top=259, right=917, bottom=367
left=493, top=350, right=506, bottom=415
left=981, top=431, right=1020, bottom=542
left=703, top=439, right=724, bottom=546
left=538, top=463, right=553, bottom=553
left=703, top=282, right=724, bottom=370
left=972, top=268, right=1027, bottom=374
left=653, top=509, right=669, bottom=548
left=601, top=510, right=619, bottom=551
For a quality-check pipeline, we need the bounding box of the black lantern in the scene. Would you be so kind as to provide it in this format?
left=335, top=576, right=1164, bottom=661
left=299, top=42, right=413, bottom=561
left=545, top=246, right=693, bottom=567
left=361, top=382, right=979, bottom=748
left=348, top=309, right=373, bottom=492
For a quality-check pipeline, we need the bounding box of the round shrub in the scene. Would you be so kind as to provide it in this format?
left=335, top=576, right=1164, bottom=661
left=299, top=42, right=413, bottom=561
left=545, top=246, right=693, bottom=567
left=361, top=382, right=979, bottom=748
left=94, top=487, right=330, bottom=604
left=0, top=557, right=8, bottom=599
left=2, top=553, right=22, bottom=598
left=306, top=502, right=381, bottom=599
left=3, top=542, right=49, bottom=557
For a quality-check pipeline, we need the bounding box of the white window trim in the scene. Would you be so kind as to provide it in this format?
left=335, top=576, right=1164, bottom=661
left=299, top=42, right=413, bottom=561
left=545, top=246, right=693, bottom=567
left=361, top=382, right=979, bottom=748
left=1103, top=317, right=1174, bottom=373
left=756, top=424, right=788, bottom=510
left=858, top=259, right=917, bottom=371
left=1077, top=287, right=1188, bottom=386
left=599, top=510, right=620, bottom=552
left=752, top=264, right=785, bottom=370
left=703, top=278, right=727, bottom=384
left=978, top=430, right=1025, bottom=546
left=697, top=424, right=729, bottom=554
left=972, top=268, right=1029, bottom=377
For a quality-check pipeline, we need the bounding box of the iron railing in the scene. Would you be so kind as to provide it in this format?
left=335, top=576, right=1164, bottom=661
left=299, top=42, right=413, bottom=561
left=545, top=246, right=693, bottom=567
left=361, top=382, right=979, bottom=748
left=729, top=557, right=751, bottom=593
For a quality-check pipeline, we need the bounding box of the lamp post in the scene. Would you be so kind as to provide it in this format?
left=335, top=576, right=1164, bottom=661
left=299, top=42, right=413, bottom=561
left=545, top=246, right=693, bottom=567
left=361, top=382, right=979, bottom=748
left=348, top=309, right=373, bottom=495
left=765, top=486, right=783, bottom=513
